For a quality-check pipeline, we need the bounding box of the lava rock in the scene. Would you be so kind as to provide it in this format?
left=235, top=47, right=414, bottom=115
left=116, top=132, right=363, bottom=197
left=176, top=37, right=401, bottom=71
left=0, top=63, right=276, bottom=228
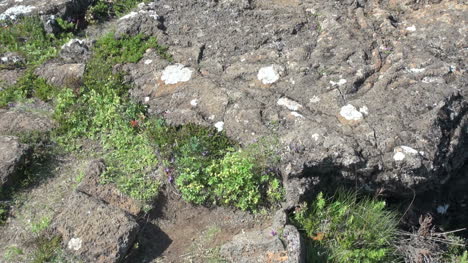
left=53, top=191, right=140, bottom=263
left=0, top=136, right=29, bottom=189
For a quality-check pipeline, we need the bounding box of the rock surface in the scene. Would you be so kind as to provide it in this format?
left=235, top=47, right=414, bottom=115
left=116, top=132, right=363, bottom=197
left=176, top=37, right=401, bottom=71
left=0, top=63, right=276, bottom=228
left=77, top=160, right=144, bottom=216
left=0, top=135, right=29, bottom=189
left=124, top=0, right=467, bottom=197
left=53, top=191, right=140, bottom=263
left=0, top=106, right=54, bottom=134
left=35, top=62, right=85, bottom=89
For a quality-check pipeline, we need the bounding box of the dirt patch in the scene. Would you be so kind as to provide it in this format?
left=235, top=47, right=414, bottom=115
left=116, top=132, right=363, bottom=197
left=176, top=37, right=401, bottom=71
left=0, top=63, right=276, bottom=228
left=127, top=185, right=274, bottom=263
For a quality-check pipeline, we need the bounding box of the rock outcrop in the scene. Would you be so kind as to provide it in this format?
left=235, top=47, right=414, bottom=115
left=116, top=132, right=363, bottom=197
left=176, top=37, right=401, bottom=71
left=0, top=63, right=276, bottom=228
left=122, top=0, right=467, bottom=200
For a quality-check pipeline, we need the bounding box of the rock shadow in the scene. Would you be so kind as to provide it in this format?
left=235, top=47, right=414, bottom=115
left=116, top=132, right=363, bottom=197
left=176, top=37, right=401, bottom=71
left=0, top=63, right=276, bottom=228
left=124, top=222, right=172, bottom=263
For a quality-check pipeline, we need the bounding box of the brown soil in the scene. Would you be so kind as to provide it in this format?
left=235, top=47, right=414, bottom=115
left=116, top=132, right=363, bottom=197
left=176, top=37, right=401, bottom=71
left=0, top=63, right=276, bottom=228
left=126, top=184, right=274, bottom=263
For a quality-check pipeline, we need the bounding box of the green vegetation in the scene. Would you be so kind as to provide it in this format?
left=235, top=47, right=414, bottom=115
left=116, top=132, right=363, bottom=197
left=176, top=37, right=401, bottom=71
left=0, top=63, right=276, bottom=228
left=31, top=216, right=52, bottom=234
left=3, top=246, right=24, bottom=262
left=85, top=0, right=150, bottom=24
left=291, top=191, right=399, bottom=263
left=0, top=16, right=71, bottom=66
left=32, top=234, right=64, bottom=263
left=0, top=70, right=59, bottom=107
left=53, top=32, right=165, bottom=202
left=1, top=17, right=282, bottom=211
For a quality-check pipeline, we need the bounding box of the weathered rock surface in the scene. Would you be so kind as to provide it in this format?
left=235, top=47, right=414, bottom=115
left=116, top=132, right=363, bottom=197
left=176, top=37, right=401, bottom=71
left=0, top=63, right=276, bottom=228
left=0, top=106, right=54, bottom=134
left=77, top=160, right=144, bottom=217
left=35, top=62, right=85, bottom=88
left=60, top=38, right=94, bottom=63
left=0, top=135, right=29, bottom=189
left=220, top=209, right=304, bottom=263
left=54, top=191, right=140, bottom=263
left=124, top=0, right=467, bottom=198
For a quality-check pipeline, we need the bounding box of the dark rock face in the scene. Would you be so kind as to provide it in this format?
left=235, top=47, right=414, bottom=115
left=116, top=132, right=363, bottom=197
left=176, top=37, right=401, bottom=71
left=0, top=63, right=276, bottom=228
left=124, top=0, right=467, bottom=198
left=53, top=191, right=140, bottom=263
left=0, top=136, right=29, bottom=189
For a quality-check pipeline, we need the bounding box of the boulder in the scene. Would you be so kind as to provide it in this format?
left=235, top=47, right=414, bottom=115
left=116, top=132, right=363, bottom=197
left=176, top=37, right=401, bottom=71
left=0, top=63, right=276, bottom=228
left=126, top=0, right=467, bottom=197
left=59, top=39, right=93, bottom=64
left=53, top=191, right=140, bottom=263
left=76, top=160, right=144, bottom=217
left=0, top=136, right=29, bottom=190
left=0, top=107, right=54, bottom=134
left=35, top=62, right=85, bottom=89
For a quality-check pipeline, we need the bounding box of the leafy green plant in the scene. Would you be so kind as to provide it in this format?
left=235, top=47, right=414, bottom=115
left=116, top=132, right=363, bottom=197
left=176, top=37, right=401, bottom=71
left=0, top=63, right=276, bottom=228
left=52, top=33, right=167, bottom=202
left=85, top=0, right=150, bottom=24
left=0, top=71, right=59, bottom=107
left=31, top=216, right=52, bottom=234
left=291, top=191, right=399, bottom=263
left=32, top=235, right=63, bottom=263
left=0, top=16, right=71, bottom=66
left=3, top=246, right=24, bottom=261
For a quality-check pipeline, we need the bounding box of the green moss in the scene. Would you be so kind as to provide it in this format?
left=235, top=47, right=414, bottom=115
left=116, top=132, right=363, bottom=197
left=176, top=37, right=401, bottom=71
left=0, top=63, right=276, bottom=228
left=291, top=191, right=399, bottom=263
left=32, top=235, right=63, bottom=263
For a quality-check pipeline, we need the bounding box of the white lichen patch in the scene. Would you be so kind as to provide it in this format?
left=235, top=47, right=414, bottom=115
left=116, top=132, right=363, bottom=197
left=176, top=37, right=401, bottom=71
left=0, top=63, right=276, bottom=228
left=277, top=97, right=302, bottom=111
left=330, top=79, right=347, bottom=86
left=393, top=146, right=419, bottom=161
left=62, top=39, right=83, bottom=49
left=310, top=96, right=320, bottom=103
left=359, top=106, right=369, bottom=115
left=407, top=67, right=425, bottom=73
left=190, top=99, right=198, bottom=107
left=406, top=25, right=416, bottom=31
left=290, top=111, right=304, bottom=118
left=339, top=104, right=363, bottom=121
left=144, top=96, right=150, bottom=102
left=144, top=59, right=153, bottom=65
left=312, top=133, right=320, bottom=141
left=0, top=5, right=36, bottom=20
left=119, top=11, right=138, bottom=20
left=257, top=65, right=282, bottom=85
left=214, top=121, right=224, bottom=132
left=161, top=64, right=192, bottom=85
left=67, top=237, right=82, bottom=251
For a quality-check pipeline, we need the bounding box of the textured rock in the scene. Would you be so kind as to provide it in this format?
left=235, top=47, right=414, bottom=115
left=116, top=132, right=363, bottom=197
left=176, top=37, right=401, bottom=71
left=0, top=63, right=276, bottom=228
left=0, top=136, right=29, bottom=189
left=125, top=0, right=467, bottom=197
left=220, top=224, right=304, bottom=263
left=77, top=160, right=143, bottom=217
left=54, top=191, right=140, bottom=263
left=59, top=39, right=93, bottom=63
left=0, top=107, right=54, bottom=134
left=35, top=62, right=85, bottom=88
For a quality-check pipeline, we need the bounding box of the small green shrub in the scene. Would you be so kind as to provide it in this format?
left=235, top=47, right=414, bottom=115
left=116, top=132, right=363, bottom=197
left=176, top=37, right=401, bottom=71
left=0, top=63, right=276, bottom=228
left=52, top=33, right=166, bottom=202
left=3, top=246, right=24, bottom=262
left=0, top=71, right=59, bottom=107
left=0, top=16, right=71, bottom=66
left=85, top=0, right=150, bottom=24
left=291, top=191, right=399, bottom=263
left=32, top=235, right=63, bottom=263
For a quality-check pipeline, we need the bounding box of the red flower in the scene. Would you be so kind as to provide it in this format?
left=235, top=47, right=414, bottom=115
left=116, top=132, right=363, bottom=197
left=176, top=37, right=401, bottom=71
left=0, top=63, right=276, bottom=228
left=130, top=120, right=139, bottom=128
